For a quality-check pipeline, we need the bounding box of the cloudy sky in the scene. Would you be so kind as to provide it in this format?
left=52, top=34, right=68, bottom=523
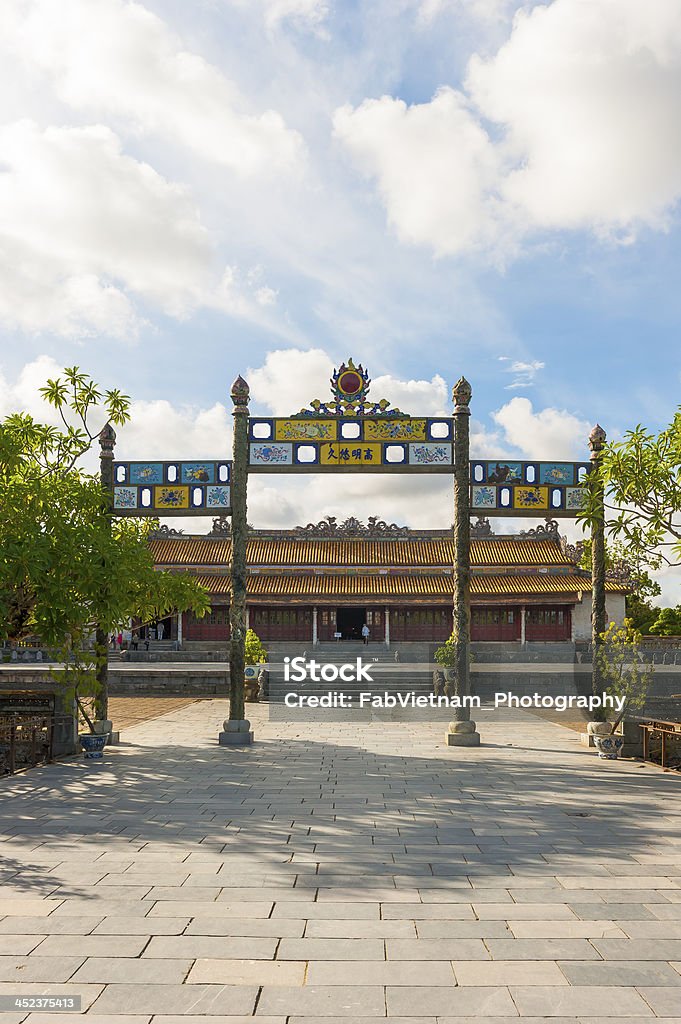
left=1, top=0, right=680, bottom=601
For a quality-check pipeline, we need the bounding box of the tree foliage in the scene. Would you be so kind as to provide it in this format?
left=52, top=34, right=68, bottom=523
left=579, top=411, right=681, bottom=568
left=0, top=367, right=210, bottom=651
left=577, top=537, right=661, bottom=602
left=244, top=629, right=268, bottom=666
left=595, top=619, right=654, bottom=733
left=648, top=607, right=681, bottom=636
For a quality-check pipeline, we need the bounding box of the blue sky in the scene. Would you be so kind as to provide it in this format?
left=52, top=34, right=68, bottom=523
left=0, top=0, right=679, bottom=598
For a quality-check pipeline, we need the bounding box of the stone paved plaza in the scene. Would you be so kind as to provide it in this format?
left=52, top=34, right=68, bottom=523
left=0, top=700, right=680, bottom=1022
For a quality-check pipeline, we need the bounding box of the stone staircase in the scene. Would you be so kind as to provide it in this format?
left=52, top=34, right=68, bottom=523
left=264, top=641, right=435, bottom=703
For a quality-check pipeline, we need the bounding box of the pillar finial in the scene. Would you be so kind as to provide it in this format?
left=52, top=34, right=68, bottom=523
left=452, top=376, right=472, bottom=407
left=98, top=421, right=116, bottom=456
left=231, top=375, right=250, bottom=407
left=589, top=423, right=606, bottom=454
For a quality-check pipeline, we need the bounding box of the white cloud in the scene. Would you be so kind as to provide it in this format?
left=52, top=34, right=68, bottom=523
left=370, top=372, right=449, bottom=416
left=335, top=0, right=681, bottom=255
left=0, top=122, right=283, bottom=337
left=333, top=89, right=503, bottom=256
left=257, top=0, right=330, bottom=34
left=2, top=0, right=303, bottom=176
left=116, top=401, right=232, bottom=463
left=499, top=357, right=545, bottom=389
left=492, top=396, right=592, bottom=459
left=467, top=0, right=681, bottom=233
left=0, top=122, right=211, bottom=336
left=0, top=354, right=63, bottom=420
left=248, top=348, right=336, bottom=415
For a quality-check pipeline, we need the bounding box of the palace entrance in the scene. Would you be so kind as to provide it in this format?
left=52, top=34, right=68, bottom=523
left=336, top=606, right=366, bottom=641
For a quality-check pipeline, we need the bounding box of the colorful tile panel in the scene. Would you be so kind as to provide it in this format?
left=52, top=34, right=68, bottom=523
left=408, top=443, right=453, bottom=465
left=249, top=443, right=293, bottom=465
left=364, top=418, right=426, bottom=441
left=539, top=462, right=576, bottom=485
left=471, top=485, right=497, bottom=509
left=514, top=486, right=549, bottom=509
left=486, top=461, right=523, bottom=485
left=113, top=486, right=138, bottom=509
left=274, top=419, right=337, bottom=441
left=206, top=485, right=231, bottom=508
left=565, top=486, right=586, bottom=509
left=129, top=463, right=163, bottom=485
left=181, top=462, right=215, bottom=484
left=154, top=486, right=190, bottom=509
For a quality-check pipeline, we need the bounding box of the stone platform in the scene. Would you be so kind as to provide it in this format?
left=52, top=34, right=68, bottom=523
left=0, top=702, right=679, bottom=1022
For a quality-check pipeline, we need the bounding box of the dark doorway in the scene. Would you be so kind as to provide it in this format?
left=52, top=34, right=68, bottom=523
left=336, top=607, right=366, bottom=640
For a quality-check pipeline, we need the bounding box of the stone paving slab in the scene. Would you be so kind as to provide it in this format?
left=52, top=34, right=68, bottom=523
left=256, top=985, right=385, bottom=1016
left=1, top=700, right=681, bottom=1020
left=89, top=984, right=259, bottom=1015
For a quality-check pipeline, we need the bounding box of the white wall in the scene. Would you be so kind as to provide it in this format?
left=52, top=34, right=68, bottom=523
left=572, top=593, right=627, bottom=640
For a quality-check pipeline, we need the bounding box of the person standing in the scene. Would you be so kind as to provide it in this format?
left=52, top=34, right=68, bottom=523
left=157, top=621, right=165, bottom=641
left=361, top=623, right=370, bottom=645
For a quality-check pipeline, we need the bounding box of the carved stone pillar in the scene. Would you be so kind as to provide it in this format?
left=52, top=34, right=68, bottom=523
left=589, top=423, right=607, bottom=718
left=177, top=611, right=183, bottom=647
left=384, top=607, right=390, bottom=646
left=219, top=375, right=253, bottom=746
left=520, top=605, right=526, bottom=646
left=312, top=606, right=318, bottom=646
left=95, top=423, right=116, bottom=726
left=446, top=377, right=480, bottom=746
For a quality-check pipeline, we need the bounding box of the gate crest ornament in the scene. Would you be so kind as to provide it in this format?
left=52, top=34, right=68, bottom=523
left=297, top=358, right=406, bottom=418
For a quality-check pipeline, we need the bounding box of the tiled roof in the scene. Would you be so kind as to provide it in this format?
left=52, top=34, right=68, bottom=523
left=150, top=536, right=573, bottom=569
left=190, top=572, right=624, bottom=599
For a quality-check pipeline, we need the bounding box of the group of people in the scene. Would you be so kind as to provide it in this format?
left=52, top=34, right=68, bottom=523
left=109, top=621, right=166, bottom=651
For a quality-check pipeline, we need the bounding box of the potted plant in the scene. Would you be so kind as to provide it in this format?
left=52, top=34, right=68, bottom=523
left=588, top=619, right=654, bottom=759
left=434, top=631, right=457, bottom=690
left=244, top=628, right=268, bottom=702
left=434, top=629, right=475, bottom=686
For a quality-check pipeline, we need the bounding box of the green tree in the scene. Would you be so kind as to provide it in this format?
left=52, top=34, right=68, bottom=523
left=579, top=410, right=681, bottom=568
left=577, top=537, right=662, bottom=631
left=649, top=607, right=681, bottom=636
left=625, top=595, right=661, bottom=635
left=0, top=367, right=210, bottom=727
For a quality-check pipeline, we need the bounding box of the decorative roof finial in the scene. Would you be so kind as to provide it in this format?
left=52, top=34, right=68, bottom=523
left=231, top=375, right=250, bottom=406
left=294, top=360, right=406, bottom=417
left=452, top=376, right=472, bottom=407
left=98, top=421, right=116, bottom=455
left=589, top=423, right=607, bottom=452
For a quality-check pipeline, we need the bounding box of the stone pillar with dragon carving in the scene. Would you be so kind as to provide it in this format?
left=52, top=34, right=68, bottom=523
left=445, top=377, right=480, bottom=747
left=219, top=375, right=253, bottom=746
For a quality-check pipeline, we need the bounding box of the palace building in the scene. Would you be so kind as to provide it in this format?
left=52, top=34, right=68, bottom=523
left=149, top=517, right=627, bottom=646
